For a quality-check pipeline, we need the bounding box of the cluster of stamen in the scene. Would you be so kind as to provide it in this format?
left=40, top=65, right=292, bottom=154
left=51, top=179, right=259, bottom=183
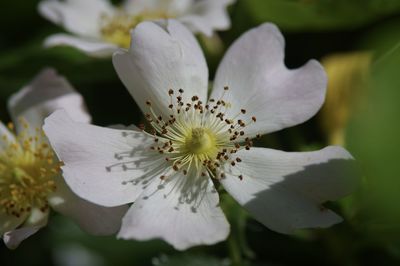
left=142, top=87, right=258, bottom=180
left=100, top=10, right=172, bottom=48
left=0, top=120, right=59, bottom=217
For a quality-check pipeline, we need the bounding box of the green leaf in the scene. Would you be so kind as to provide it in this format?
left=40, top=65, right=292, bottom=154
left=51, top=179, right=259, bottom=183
left=244, top=0, right=400, bottom=31
left=346, top=19, right=400, bottom=243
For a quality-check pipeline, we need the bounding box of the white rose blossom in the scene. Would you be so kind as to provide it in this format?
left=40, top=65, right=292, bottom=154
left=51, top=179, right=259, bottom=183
left=43, top=20, right=358, bottom=250
left=38, top=0, right=235, bottom=57
left=0, top=69, right=127, bottom=249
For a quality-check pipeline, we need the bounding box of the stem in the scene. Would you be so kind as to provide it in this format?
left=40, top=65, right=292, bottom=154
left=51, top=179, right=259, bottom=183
left=228, top=232, right=243, bottom=266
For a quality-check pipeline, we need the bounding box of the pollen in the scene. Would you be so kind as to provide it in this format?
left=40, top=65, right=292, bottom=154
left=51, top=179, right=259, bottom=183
left=100, top=10, right=173, bottom=48
left=0, top=121, right=59, bottom=218
left=142, top=87, right=257, bottom=180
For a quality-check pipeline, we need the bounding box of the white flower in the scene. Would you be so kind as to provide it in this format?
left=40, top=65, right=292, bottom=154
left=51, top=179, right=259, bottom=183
left=0, top=68, right=127, bottom=249
left=38, top=0, right=235, bottom=57
left=43, top=20, right=358, bottom=250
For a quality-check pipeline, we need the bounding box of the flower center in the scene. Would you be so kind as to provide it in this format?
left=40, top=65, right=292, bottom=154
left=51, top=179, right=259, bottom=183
left=185, top=128, right=216, bottom=155
left=142, top=87, right=258, bottom=179
left=100, top=10, right=173, bottom=48
left=0, top=121, right=58, bottom=217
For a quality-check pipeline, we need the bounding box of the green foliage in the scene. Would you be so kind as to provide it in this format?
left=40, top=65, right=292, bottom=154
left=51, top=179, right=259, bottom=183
left=245, top=0, right=400, bottom=31
left=347, top=18, right=400, bottom=247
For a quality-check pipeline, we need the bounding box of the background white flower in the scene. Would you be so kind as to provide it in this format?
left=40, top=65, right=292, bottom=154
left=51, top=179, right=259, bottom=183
left=43, top=20, right=359, bottom=250
left=0, top=68, right=127, bottom=249
left=38, top=0, right=235, bottom=57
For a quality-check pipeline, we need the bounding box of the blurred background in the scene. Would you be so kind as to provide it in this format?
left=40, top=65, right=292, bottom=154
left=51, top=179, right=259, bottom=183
left=1, top=0, right=400, bottom=265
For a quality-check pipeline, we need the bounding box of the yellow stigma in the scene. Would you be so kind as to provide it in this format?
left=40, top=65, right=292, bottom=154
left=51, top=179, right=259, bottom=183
left=0, top=121, right=59, bottom=218
left=100, top=10, right=173, bottom=48
left=185, top=128, right=216, bottom=155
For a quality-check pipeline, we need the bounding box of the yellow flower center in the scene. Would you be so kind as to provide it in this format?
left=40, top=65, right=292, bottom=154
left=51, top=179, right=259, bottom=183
left=100, top=10, right=173, bottom=48
left=0, top=121, right=59, bottom=218
left=185, top=128, right=216, bottom=155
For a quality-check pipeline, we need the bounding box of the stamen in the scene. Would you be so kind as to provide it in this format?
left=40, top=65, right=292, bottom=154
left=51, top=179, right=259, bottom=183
left=141, top=87, right=259, bottom=181
left=0, top=121, right=59, bottom=217
left=100, top=10, right=174, bottom=48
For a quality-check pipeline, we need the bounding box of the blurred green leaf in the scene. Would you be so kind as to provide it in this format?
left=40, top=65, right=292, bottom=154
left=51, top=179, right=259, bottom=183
left=49, top=215, right=174, bottom=266
left=244, top=0, right=400, bottom=31
left=346, top=18, right=400, bottom=244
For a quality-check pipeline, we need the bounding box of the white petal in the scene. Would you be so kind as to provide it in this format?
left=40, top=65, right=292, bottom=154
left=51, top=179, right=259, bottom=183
left=108, top=124, right=140, bottom=131
left=211, top=23, right=327, bottom=138
left=0, top=121, right=16, bottom=149
left=3, top=209, right=49, bottom=249
left=123, top=0, right=193, bottom=15
left=44, top=34, right=119, bottom=58
left=221, top=146, right=358, bottom=234
left=178, top=0, right=234, bottom=36
left=3, top=227, right=41, bottom=249
left=113, top=19, right=208, bottom=115
left=8, top=68, right=91, bottom=134
left=38, top=0, right=114, bottom=38
left=118, top=174, right=229, bottom=250
left=44, top=110, right=158, bottom=207
left=48, top=176, right=128, bottom=235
